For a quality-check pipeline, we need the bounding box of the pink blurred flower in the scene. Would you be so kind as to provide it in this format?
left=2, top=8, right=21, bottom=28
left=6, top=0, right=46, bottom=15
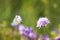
left=37, top=17, right=50, bottom=29
left=38, top=34, right=50, bottom=40
left=18, top=24, right=25, bottom=35
left=29, top=32, right=38, bottom=40
left=55, top=36, right=60, bottom=40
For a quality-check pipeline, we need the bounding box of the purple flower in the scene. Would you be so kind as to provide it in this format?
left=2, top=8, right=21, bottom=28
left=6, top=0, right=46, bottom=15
left=41, top=35, right=50, bottom=40
left=53, top=26, right=58, bottom=34
left=29, top=32, right=38, bottom=39
left=37, top=17, right=50, bottom=29
left=25, top=27, right=33, bottom=32
left=18, top=24, right=25, bottom=35
left=42, top=35, right=49, bottom=38
left=55, top=36, right=60, bottom=40
left=24, top=27, right=33, bottom=36
left=11, top=22, right=16, bottom=27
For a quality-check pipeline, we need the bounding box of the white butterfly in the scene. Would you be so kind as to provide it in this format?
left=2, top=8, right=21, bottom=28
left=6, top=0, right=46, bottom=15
left=11, top=15, right=22, bottom=26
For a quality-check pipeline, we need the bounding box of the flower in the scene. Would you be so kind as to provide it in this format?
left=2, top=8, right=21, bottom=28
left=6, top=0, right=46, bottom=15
left=53, top=26, right=58, bottom=34
left=11, top=15, right=22, bottom=26
left=29, top=32, right=38, bottom=40
left=39, top=34, right=50, bottom=40
left=37, top=17, right=50, bottom=29
left=24, top=27, right=33, bottom=36
left=42, top=35, right=50, bottom=40
left=11, top=22, right=16, bottom=27
left=18, top=24, right=25, bottom=35
left=55, top=36, right=60, bottom=40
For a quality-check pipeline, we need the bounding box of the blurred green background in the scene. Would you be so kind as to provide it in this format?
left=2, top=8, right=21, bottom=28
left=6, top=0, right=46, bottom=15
left=0, top=0, right=60, bottom=40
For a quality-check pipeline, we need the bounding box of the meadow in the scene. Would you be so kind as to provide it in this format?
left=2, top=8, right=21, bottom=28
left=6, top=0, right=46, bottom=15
left=0, top=0, right=60, bottom=40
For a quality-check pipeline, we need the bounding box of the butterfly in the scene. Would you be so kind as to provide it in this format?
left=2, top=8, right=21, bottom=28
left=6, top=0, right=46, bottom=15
left=11, top=15, right=22, bottom=26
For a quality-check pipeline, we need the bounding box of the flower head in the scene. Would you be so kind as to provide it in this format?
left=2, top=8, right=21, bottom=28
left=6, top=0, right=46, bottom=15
left=11, top=15, right=22, bottom=26
left=37, top=17, right=50, bottom=29
left=18, top=24, right=25, bottom=35
left=53, top=26, right=58, bottom=34
left=11, top=22, right=16, bottom=27
left=24, top=27, right=33, bottom=36
left=29, top=32, right=38, bottom=40
left=55, top=36, right=60, bottom=40
left=41, top=34, right=50, bottom=40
